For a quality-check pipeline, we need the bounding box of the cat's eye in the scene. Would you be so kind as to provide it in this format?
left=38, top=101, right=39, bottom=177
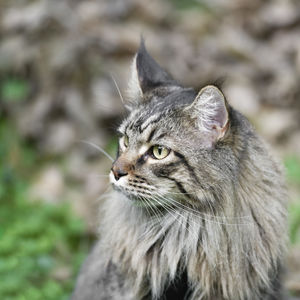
left=123, top=135, right=129, bottom=147
left=152, top=145, right=170, bottom=160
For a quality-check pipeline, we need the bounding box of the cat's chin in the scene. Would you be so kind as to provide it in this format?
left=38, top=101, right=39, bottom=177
left=112, top=184, right=144, bottom=201
left=112, top=184, right=165, bottom=209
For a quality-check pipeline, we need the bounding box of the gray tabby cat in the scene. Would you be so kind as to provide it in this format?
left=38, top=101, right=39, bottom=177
left=72, top=41, right=288, bottom=300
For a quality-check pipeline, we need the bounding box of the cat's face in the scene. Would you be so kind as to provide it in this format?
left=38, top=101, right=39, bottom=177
left=110, top=41, right=230, bottom=209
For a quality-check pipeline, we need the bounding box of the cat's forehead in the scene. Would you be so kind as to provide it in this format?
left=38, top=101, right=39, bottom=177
left=118, top=107, right=166, bottom=145
left=119, top=88, right=196, bottom=136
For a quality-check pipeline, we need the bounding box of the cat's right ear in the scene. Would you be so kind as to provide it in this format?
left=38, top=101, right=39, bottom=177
left=126, top=39, right=178, bottom=107
left=186, top=85, right=229, bottom=146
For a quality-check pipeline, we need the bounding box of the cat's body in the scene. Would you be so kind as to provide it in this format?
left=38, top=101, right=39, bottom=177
left=72, top=41, right=287, bottom=300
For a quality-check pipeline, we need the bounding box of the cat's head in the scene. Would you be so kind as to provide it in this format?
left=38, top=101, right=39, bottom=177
left=110, top=40, right=231, bottom=209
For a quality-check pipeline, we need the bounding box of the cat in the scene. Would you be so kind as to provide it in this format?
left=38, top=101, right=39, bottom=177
left=71, top=40, right=288, bottom=300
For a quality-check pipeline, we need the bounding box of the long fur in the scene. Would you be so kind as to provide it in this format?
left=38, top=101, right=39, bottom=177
left=99, top=130, right=287, bottom=300
left=72, top=46, right=287, bottom=300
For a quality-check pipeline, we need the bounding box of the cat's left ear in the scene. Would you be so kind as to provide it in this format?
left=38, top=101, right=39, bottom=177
left=126, top=39, right=178, bottom=105
left=188, top=85, right=229, bottom=143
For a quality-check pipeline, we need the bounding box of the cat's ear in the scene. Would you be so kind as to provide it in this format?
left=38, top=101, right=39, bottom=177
left=126, top=39, right=178, bottom=104
left=188, top=85, right=229, bottom=143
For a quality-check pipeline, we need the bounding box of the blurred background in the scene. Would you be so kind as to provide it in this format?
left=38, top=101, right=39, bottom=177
left=0, top=0, right=300, bottom=299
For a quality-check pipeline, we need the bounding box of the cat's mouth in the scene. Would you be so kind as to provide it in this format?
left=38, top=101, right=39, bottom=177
left=109, top=171, right=179, bottom=211
left=112, top=184, right=164, bottom=211
left=110, top=171, right=154, bottom=196
left=112, top=182, right=153, bottom=201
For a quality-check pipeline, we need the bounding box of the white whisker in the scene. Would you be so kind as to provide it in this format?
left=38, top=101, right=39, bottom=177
left=151, top=195, right=200, bottom=242
left=95, top=184, right=112, bottom=203
left=80, top=140, right=114, bottom=162
left=89, top=174, right=110, bottom=178
left=110, top=73, right=125, bottom=105
left=155, top=192, right=252, bottom=226
left=167, top=191, right=252, bottom=220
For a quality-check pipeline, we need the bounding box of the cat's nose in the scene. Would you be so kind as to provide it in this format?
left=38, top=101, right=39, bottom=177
left=111, top=158, right=134, bottom=181
left=111, top=166, right=128, bottom=181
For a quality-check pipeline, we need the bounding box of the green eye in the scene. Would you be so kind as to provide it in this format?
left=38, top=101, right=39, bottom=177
left=152, top=145, right=170, bottom=160
left=123, top=135, right=129, bottom=147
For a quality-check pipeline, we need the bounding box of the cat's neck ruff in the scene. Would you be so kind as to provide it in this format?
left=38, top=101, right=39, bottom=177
left=101, top=174, right=286, bottom=300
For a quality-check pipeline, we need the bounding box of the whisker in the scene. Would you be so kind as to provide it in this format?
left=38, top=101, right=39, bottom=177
left=151, top=195, right=200, bottom=241
left=95, top=184, right=112, bottom=203
left=138, top=216, right=160, bottom=240
left=137, top=195, right=150, bottom=214
left=88, top=174, right=110, bottom=178
left=137, top=196, right=163, bottom=240
left=143, top=196, right=161, bottom=220
left=166, top=190, right=252, bottom=221
left=110, top=73, right=125, bottom=106
left=156, top=192, right=252, bottom=226
left=80, top=140, right=114, bottom=162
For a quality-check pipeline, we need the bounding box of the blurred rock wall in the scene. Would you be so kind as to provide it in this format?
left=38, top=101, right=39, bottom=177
left=1, top=0, right=300, bottom=223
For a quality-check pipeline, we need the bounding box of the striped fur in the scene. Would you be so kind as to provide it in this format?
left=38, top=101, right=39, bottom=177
left=72, top=44, right=287, bottom=300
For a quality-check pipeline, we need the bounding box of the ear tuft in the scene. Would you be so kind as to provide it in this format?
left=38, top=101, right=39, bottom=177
left=135, top=39, right=176, bottom=93
left=126, top=54, right=143, bottom=104
left=126, top=38, right=178, bottom=105
left=190, top=85, right=229, bottom=141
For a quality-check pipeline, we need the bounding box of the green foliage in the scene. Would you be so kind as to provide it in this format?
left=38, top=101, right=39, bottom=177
left=168, top=0, right=210, bottom=11
left=0, top=122, right=90, bottom=300
left=285, top=156, right=300, bottom=245
left=0, top=77, right=30, bottom=102
left=289, top=202, right=300, bottom=244
left=285, top=156, right=300, bottom=185
left=106, top=135, right=118, bottom=159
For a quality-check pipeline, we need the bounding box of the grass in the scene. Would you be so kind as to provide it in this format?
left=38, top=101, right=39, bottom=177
left=168, top=0, right=210, bottom=11
left=285, top=156, right=300, bottom=186
left=0, top=122, right=91, bottom=300
left=0, top=77, right=30, bottom=102
left=285, top=156, right=300, bottom=245
left=289, top=201, right=300, bottom=244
